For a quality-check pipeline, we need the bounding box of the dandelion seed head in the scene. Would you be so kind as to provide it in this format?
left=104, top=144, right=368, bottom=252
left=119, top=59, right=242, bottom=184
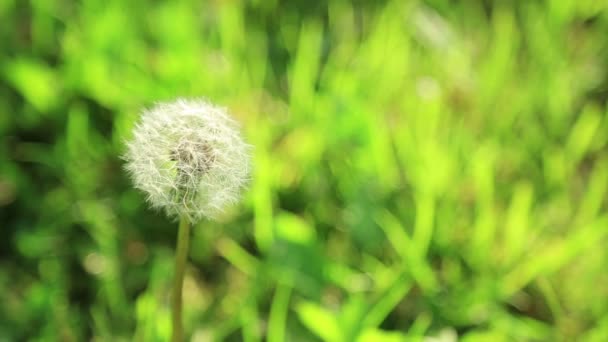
left=124, top=98, right=251, bottom=222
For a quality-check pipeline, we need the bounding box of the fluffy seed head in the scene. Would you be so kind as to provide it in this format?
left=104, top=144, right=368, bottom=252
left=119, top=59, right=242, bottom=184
left=124, top=98, right=251, bottom=222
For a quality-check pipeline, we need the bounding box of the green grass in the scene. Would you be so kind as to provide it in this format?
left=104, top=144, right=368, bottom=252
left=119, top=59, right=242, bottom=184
left=1, top=0, right=608, bottom=341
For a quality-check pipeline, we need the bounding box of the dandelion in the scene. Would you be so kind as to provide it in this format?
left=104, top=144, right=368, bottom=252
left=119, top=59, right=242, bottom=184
left=124, top=98, right=251, bottom=223
left=123, top=98, right=251, bottom=341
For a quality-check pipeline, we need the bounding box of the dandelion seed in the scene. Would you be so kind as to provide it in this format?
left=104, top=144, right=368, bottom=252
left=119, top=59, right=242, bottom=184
left=124, top=98, right=251, bottom=222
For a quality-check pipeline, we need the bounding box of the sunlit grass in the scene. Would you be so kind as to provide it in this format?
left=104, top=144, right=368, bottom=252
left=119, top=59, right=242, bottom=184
left=1, top=0, right=607, bottom=341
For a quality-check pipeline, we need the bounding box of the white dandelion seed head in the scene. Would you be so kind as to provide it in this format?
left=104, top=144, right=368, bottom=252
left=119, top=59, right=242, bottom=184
left=124, top=98, right=251, bottom=222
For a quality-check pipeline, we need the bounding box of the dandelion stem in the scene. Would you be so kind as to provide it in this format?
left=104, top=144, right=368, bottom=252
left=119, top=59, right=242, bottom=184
left=171, top=216, right=191, bottom=342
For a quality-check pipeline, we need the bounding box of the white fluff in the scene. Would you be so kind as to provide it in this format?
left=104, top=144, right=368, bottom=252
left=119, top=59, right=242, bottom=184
left=124, top=98, right=251, bottom=222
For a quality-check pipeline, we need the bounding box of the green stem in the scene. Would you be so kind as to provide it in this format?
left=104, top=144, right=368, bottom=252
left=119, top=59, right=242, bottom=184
left=171, top=216, right=191, bottom=342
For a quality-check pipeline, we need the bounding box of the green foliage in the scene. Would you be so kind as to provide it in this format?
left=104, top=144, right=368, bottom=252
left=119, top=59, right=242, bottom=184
left=1, top=0, right=608, bottom=340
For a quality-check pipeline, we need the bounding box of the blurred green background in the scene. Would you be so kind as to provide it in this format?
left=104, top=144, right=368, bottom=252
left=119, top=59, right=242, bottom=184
left=1, top=0, right=608, bottom=341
